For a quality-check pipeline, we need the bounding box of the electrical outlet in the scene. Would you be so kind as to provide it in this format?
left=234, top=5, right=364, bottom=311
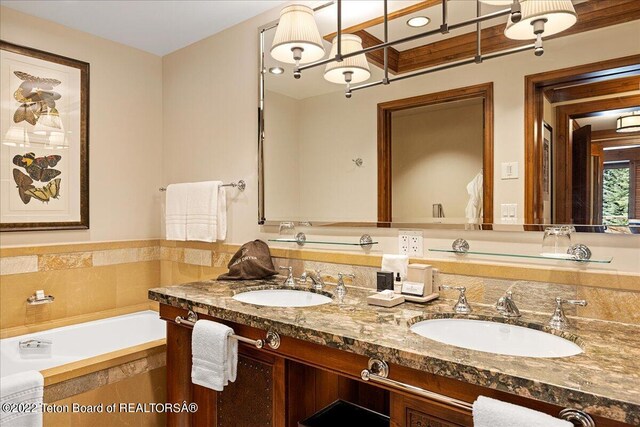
left=398, top=232, right=409, bottom=255
left=399, top=230, right=423, bottom=257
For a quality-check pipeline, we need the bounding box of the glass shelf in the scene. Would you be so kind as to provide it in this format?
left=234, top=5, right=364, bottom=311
left=428, top=249, right=613, bottom=264
left=269, top=238, right=378, bottom=247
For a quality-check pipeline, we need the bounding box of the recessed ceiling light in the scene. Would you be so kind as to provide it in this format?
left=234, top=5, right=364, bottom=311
left=407, top=16, right=430, bottom=28
left=269, top=67, right=284, bottom=75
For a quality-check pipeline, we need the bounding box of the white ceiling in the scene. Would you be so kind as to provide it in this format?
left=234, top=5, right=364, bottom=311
left=0, top=0, right=286, bottom=56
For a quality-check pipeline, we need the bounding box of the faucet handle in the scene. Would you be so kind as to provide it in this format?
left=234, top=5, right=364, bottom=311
left=556, top=297, right=587, bottom=307
left=338, top=272, right=355, bottom=280
left=549, top=297, right=587, bottom=330
left=440, top=285, right=472, bottom=314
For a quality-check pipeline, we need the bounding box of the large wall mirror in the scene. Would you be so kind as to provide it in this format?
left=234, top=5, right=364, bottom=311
left=259, top=0, right=640, bottom=233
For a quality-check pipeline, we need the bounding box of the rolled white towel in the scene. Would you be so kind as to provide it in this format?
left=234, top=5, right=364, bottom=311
left=473, top=396, right=572, bottom=427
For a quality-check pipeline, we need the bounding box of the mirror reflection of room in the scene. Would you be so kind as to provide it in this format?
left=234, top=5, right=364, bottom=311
left=541, top=75, right=640, bottom=229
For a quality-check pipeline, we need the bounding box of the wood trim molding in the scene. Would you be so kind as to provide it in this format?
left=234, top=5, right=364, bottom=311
left=396, top=0, right=640, bottom=74
left=353, top=30, right=400, bottom=75
left=376, top=82, right=494, bottom=224
left=545, top=75, right=640, bottom=103
left=592, top=129, right=640, bottom=142
left=524, top=55, right=640, bottom=224
left=324, top=0, right=639, bottom=76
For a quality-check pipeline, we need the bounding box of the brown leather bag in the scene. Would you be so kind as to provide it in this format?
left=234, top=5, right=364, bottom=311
left=217, top=240, right=278, bottom=280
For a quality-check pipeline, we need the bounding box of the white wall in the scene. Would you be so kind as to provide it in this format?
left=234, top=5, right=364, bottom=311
left=162, top=12, right=640, bottom=274
left=0, top=7, right=163, bottom=245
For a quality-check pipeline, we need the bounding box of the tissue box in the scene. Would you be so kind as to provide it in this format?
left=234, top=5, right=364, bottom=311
left=367, top=292, right=405, bottom=307
left=407, top=264, right=433, bottom=296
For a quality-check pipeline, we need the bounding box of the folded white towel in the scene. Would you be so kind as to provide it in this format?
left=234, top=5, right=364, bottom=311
left=191, top=320, right=238, bottom=392
left=0, top=370, right=44, bottom=427
left=217, top=186, right=227, bottom=241
left=186, top=181, right=222, bottom=243
left=381, top=254, right=409, bottom=279
left=473, top=396, right=571, bottom=427
left=165, top=183, right=189, bottom=241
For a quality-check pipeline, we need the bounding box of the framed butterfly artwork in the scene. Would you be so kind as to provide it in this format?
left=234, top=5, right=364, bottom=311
left=0, top=41, right=89, bottom=231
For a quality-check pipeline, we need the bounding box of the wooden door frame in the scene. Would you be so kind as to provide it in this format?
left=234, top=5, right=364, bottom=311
left=524, top=55, right=640, bottom=224
left=377, top=82, right=494, bottom=224
left=555, top=94, right=640, bottom=223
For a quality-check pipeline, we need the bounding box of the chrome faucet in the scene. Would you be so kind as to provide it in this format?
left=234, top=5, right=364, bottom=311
left=440, top=285, right=472, bottom=314
left=548, top=297, right=587, bottom=330
left=335, top=273, right=355, bottom=298
left=299, top=269, right=324, bottom=291
left=279, top=266, right=295, bottom=286
left=496, top=291, right=521, bottom=318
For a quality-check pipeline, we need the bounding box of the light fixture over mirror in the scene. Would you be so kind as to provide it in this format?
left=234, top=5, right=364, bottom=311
left=270, top=4, right=325, bottom=67
left=616, top=111, right=640, bottom=133
left=505, top=0, right=577, bottom=55
left=324, top=34, right=371, bottom=93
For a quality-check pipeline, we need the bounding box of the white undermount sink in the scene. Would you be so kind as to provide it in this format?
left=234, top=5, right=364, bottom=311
left=410, top=318, right=582, bottom=358
left=233, top=289, right=332, bottom=308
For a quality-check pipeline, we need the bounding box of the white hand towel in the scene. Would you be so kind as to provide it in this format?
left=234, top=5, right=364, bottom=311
left=186, top=181, right=222, bottom=243
left=191, top=320, right=238, bottom=392
left=381, top=254, right=409, bottom=279
left=473, top=396, right=572, bottom=427
left=217, top=186, right=227, bottom=241
left=0, top=370, right=44, bottom=427
left=165, top=183, right=189, bottom=241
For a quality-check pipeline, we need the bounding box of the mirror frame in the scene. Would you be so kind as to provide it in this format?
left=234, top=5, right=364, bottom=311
left=377, top=82, right=494, bottom=225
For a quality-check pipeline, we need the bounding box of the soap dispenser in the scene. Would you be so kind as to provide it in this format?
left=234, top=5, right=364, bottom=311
left=394, top=272, right=403, bottom=294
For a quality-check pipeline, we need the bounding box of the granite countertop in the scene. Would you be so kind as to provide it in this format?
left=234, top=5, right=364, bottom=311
left=149, top=279, right=640, bottom=425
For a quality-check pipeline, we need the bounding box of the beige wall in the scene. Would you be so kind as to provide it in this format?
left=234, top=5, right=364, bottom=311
left=0, top=7, right=163, bottom=246
left=162, top=11, right=640, bottom=274
left=392, top=103, right=484, bottom=222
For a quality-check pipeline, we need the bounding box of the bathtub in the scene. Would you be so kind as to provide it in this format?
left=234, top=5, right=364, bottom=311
left=0, top=310, right=165, bottom=376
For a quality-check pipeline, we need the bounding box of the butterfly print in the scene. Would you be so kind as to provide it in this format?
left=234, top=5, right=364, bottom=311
left=25, top=178, right=61, bottom=203
left=13, top=169, right=35, bottom=204
left=13, top=153, right=62, bottom=182
left=12, top=168, right=61, bottom=204
left=12, top=71, right=62, bottom=128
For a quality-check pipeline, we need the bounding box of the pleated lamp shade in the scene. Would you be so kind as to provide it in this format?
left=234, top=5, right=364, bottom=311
left=270, top=5, right=325, bottom=64
left=505, top=0, right=577, bottom=40
left=324, top=34, right=371, bottom=84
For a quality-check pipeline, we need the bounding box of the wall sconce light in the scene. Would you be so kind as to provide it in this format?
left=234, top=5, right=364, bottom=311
left=270, top=5, right=325, bottom=68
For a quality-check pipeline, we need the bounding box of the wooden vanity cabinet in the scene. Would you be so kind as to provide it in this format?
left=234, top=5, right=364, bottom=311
left=164, top=310, right=286, bottom=427
left=161, top=304, right=628, bottom=427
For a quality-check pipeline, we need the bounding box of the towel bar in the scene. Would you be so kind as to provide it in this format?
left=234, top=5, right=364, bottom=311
left=159, top=180, right=246, bottom=192
left=174, top=310, right=280, bottom=349
left=361, top=358, right=595, bottom=427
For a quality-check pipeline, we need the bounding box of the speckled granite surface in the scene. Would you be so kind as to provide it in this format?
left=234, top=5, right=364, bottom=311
left=149, top=279, right=640, bottom=424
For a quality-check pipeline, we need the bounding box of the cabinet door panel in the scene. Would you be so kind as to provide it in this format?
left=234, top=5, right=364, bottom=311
left=391, top=393, right=470, bottom=427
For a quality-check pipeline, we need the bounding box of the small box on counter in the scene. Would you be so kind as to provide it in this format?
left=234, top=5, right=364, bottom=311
left=376, top=271, right=394, bottom=292
left=367, top=292, right=405, bottom=308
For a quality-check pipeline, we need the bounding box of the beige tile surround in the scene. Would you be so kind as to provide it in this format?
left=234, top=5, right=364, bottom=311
left=1, top=239, right=639, bottom=335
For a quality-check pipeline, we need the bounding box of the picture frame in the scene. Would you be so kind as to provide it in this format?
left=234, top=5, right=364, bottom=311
left=0, top=41, right=89, bottom=231
left=542, top=121, right=553, bottom=216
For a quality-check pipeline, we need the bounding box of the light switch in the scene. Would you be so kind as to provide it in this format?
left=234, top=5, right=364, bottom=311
left=501, top=204, right=517, bottom=223
left=501, top=162, right=519, bottom=180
